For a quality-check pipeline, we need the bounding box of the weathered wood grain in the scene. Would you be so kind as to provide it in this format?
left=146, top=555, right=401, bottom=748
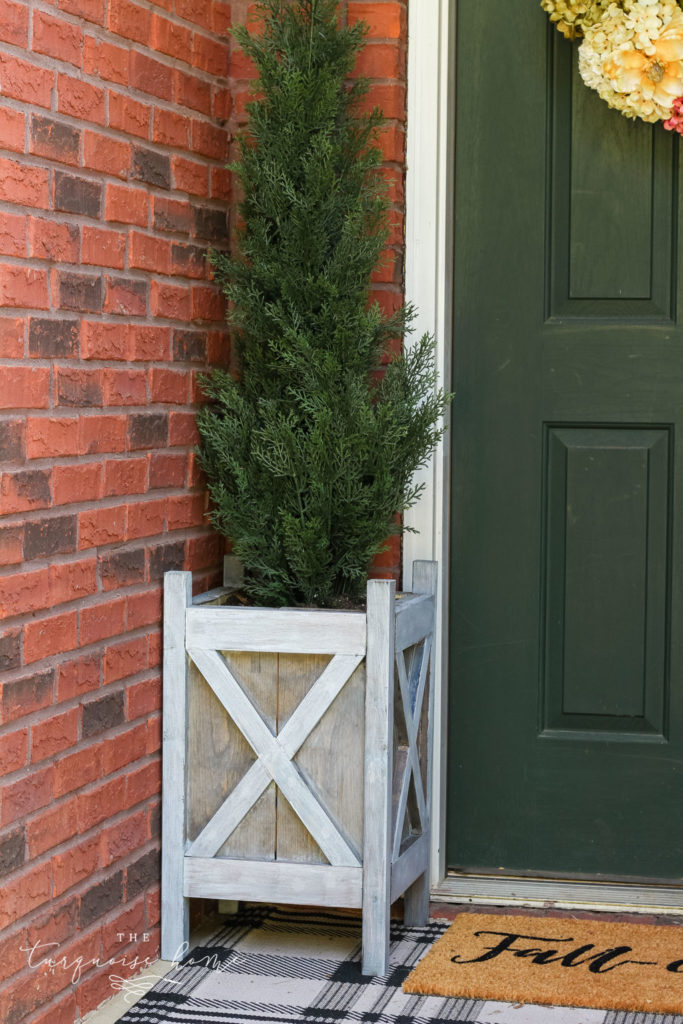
left=186, top=607, right=366, bottom=654
left=184, top=858, right=363, bottom=908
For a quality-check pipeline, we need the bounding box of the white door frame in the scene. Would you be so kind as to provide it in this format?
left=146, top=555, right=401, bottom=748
left=403, top=1, right=683, bottom=914
left=403, top=0, right=455, bottom=888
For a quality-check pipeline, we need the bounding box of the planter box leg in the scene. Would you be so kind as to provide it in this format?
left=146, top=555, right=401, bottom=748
left=162, top=571, right=192, bottom=961
left=403, top=870, right=430, bottom=926
left=362, top=578, right=395, bottom=977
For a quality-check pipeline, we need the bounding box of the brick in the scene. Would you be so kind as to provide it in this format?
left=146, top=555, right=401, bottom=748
left=185, top=532, right=221, bottom=571
left=129, top=231, right=171, bottom=274
left=129, top=51, right=173, bottom=103
left=52, top=461, right=101, bottom=505
left=0, top=267, right=49, bottom=312
left=0, top=106, right=24, bottom=155
left=80, top=320, right=128, bottom=360
left=25, top=798, right=77, bottom=856
left=30, top=113, right=80, bottom=165
left=0, top=469, right=51, bottom=514
left=192, top=204, right=227, bottom=242
left=0, top=862, right=51, bottom=930
left=82, top=688, right=125, bottom=738
left=32, top=11, right=82, bottom=64
left=0, top=54, right=53, bottom=109
left=147, top=797, right=160, bottom=836
left=103, top=457, right=147, bottom=497
left=101, top=808, right=147, bottom=865
left=78, top=776, right=125, bottom=831
left=56, top=367, right=102, bottom=408
left=80, top=869, right=122, bottom=927
left=173, top=328, right=207, bottom=362
left=127, top=497, right=166, bottom=539
left=1, top=669, right=53, bottom=728
left=0, top=418, right=26, bottom=459
left=108, top=0, right=151, bottom=45
left=56, top=652, right=100, bottom=703
left=83, top=35, right=128, bottom=85
left=192, top=284, right=224, bottom=322
left=58, top=0, right=105, bottom=25
left=104, top=276, right=147, bottom=317
left=105, top=183, right=149, bottom=228
left=192, top=33, right=228, bottom=77
left=23, top=513, right=77, bottom=558
left=126, top=847, right=158, bottom=900
left=0, top=728, right=27, bottom=776
left=131, top=144, right=171, bottom=188
left=212, top=0, right=230, bottom=34
left=149, top=367, right=188, bottom=404
left=127, top=676, right=161, bottom=720
left=173, top=69, right=211, bottom=115
left=103, top=722, right=147, bottom=775
left=80, top=598, right=126, bottom=646
left=211, top=164, right=231, bottom=200
left=150, top=280, right=191, bottom=320
left=0, top=630, right=21, bottom=672
left=1, top=765, right=52, bottom=826
left=48, top=557, right=98, bottom=604
left=176, top=0, right=211, bottom=30
left=348, top=2, right=405, bottom=37
left=171, top=242, right=206, bottom=279
left=0, top=827, right=24, bottom=877
left=57, top=73, right=105, bottom=124
left=129, top=324, right=170, bottom=361
left=101, top=897, right=146, bottom=957
left=151, top=13, right=192, bottom=61
left=169, top=410, right=198, bottom=446
left=126, top=587, right=161, bottom=629
left=28, top=222, right=80, bottom=265
left=109, top=91, right=151, bottom=140
left=0, top=565, right=49, bottom=617
left=53, top=742, right=102, bottom=796
left=30, top=709, right=80, bottom=764
left=153, top=107, right=190, bottom=148
left=149, top=539, right=185, bottom=578
left=153, top=196, right=192, bottom=235
left=78, top=504, right=125, bottom=547
left=102, top=368, right=146, bottom=406
left=0, top=0, right=28, bottom=46
left=0, top=211, right=26, bottom=258
left=167, top=493, right=204, bottom=530
left=54, top=171, right=101, bottom=218
left=0, top=526, right=22, bottom=565
left=128, top=412, right=168, bottom=451
left=0, top=319, right=24, bottom=359
left=81, top=225, right=126, bottom=269
left=172, top=154, right=208, bottom=195
left=147, top=714, right=161, bottom=754
left=191, top=119, right=227, bottom=160
left=53, top=836, right=99, bottom=897
left=83, top=130, right=130, bottom=178
left=26, top=897, right=79, bottom=960
left=24, top=610, right=78, bottom=664
left=78, top=414, right=127, bottom=454
left=100, top=548, right=145, bottom=593
left=26, top=417, right=80, bottom=458
left=55, top=270, right=102, bottom=313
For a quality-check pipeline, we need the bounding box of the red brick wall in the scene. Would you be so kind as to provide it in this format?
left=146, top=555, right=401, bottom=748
left=0, top=2, right=407, bottom=1021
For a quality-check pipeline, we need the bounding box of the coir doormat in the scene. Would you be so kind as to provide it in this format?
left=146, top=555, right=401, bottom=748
left=403, top=912, right=683, bottom=1014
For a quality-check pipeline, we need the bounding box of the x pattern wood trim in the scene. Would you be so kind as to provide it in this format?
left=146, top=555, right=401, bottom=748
left=186, top=648, right=363, bottom=866
left=392, top=635, right=432, bottom=861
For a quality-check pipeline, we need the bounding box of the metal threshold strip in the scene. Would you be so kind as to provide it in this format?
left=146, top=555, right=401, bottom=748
left=432, top=872, right=683, bottom=915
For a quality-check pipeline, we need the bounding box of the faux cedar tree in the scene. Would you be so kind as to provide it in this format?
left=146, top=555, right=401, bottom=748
left=197, top=0, right=450, bottom=608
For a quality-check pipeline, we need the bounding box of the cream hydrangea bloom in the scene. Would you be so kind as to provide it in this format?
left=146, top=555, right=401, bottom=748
left=578, top=0, right=683, bottom=121
left=541, top=0, right=612, bottom=40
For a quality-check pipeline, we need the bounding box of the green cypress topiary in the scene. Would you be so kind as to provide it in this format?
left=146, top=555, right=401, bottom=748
left=197, top=0, right=450, bottom=608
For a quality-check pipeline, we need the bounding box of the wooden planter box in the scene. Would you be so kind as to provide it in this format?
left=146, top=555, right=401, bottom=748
left=161, top=560, right=437, bottom=975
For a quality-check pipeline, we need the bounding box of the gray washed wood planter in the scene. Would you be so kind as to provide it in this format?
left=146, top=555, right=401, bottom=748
left=161, top=560, right=437, bottom=976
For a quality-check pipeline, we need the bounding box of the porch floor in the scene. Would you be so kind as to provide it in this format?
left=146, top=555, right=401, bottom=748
left=82, top=903, right=683, bottom=1024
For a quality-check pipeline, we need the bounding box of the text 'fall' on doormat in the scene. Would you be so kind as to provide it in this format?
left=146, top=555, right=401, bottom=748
left=403, top=912, right=683, bottom=1015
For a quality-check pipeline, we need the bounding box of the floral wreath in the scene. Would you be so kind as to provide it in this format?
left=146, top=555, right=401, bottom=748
left=542, top=0, right=683, bottom=132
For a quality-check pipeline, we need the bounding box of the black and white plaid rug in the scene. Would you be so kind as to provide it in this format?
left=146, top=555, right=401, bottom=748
left=116, top=906, right=683, bottom=1024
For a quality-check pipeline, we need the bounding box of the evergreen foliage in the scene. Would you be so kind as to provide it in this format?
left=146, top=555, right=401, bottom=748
left=197, top=0, right=450, bottom=608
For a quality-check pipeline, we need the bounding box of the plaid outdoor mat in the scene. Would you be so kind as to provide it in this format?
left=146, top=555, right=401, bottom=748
left=116, top=906, right=683, bottom=1024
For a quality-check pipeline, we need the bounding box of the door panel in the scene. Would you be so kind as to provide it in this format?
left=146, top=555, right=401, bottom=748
left=448, top=1, right=683, bottom=881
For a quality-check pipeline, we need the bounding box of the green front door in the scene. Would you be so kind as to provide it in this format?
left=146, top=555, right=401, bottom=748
left=449, top=1, right=683, bottom=880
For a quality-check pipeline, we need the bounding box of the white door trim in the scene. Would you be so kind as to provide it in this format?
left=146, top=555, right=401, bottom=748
left=404, top=0, right=456, bottom=887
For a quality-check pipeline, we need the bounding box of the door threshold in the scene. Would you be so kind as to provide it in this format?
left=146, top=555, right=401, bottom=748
left=432, top=872, right=683, bottom=915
